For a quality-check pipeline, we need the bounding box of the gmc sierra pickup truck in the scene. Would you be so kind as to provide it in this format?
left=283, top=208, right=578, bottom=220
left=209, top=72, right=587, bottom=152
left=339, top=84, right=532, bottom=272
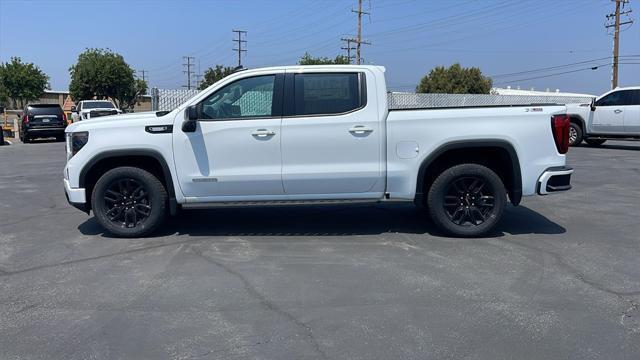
left=64, top=65, right=573, bottom=238
left=567, top=86, right=640, bottom=146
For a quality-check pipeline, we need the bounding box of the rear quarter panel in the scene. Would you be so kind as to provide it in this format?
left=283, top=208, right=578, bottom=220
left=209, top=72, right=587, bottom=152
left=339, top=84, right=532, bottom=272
left=386, top=106, right=567, bottom=199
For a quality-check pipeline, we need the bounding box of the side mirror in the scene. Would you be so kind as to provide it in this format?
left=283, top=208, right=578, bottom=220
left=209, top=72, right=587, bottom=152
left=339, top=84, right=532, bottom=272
left=590, top=99, right=596, bottom=111
left=182, top=105, right=199, bottom=132
left=71, top=106, right=77, bottom=112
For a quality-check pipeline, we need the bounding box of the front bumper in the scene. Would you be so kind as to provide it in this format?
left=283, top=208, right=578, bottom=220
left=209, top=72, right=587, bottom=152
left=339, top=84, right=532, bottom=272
left=64, top=178, right=88, bottom=213
left=537, top=166, right=573, bottom=195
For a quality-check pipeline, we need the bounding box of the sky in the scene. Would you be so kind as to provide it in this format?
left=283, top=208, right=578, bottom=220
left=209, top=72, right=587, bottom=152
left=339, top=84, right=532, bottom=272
left=0, top=0, right=638, bottom=95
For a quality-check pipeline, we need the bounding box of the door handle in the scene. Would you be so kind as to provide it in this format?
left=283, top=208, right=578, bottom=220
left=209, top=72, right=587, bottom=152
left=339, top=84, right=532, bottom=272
left=349, top=125, right=373, bottom=134
left=614, top=109, right=622, bottom=114
left=251, top=129, right=276, bottom=138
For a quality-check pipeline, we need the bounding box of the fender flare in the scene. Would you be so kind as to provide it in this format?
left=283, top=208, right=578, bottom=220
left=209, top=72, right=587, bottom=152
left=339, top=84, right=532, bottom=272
left=79, top=149, right=178, bottom=214
left=568, top=114, right=586, bottom=132
left=414, top=139, right=523, bottom=206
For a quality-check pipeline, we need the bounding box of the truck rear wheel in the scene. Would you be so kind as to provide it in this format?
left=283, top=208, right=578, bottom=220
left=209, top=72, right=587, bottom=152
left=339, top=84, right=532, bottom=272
left=91, top=166, right=167, bottom=238
left=427, top=164, right=506, bottom=237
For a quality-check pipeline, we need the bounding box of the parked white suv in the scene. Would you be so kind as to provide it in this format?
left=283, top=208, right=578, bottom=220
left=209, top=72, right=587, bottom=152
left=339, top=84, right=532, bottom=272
left=71, top=100, right=121, bottom=122
left=566, top=86, right=640, bottom=146
left=63, top=65, right=573, bottom=238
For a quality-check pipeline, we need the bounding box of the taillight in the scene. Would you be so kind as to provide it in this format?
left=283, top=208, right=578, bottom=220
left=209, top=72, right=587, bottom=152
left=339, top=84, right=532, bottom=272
left=22, top=115, right=29, bottom=124
left=551, top=114, right=570, bottom=154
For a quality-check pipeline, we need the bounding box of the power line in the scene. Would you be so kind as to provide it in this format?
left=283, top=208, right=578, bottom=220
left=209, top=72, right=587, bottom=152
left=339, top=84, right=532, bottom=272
left=490, top=55, right=640, bottom=78
left=182, top=56, right=195, bottom=90
left=605, top=0, right=634, bottom=89
left=232, top=29, right=247, bottom=68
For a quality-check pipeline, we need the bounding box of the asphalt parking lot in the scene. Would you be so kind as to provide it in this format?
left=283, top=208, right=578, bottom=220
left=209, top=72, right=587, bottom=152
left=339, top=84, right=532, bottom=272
left=1, top=140, right=639, bottom=359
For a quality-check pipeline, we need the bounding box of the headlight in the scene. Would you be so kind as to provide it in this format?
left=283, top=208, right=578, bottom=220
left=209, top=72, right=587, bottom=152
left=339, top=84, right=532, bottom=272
left=66, top=132, right=89, bottom=161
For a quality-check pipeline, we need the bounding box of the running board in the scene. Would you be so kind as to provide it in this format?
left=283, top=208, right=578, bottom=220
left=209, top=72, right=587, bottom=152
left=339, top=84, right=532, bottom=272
left=181, top=199, right=384, bottom=209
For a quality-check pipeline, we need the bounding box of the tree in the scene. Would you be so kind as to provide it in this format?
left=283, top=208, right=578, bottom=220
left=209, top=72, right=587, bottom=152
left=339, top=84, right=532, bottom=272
left=298, top=52, right=350, bottom=65
left=0, top=57, right=49, bottom=109
left=198, top=65, right=236, bottom=90
left=416, top=63, right=492, bottom=94
left=69, top=48, right=145, bottom=111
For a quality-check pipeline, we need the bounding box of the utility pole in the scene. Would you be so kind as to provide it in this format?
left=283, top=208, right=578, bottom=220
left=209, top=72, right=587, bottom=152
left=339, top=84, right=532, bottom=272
left=194, top=60, right=203, bottom=89
left=138, top=69, right=148, bottom=82
left=182, top=56, right=195, bottom=90
left=341, top=38, right=356, bottom=63
left=232, top=29, right=247, bottom=69
left=351, top=0, right=371, bottom=64
left=605, top=0, right=633, bottom=89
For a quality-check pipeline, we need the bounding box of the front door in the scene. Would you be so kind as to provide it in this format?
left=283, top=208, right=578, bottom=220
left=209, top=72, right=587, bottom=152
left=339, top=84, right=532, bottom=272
left=173, top=73, right=285, bottom=199
left=591, top=89, right=629, bottom=133
left=280, top=71, right=384, bottom=197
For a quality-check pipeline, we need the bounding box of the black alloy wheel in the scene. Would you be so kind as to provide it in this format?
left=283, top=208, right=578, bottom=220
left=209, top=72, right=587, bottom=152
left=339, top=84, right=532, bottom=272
left=92, top=166, right=167, bottom=237
left=427, top=163, right=506, bottom=237
left=443, top=176, right=495, bottom=226
left=103, top=178, right=152, bottom=228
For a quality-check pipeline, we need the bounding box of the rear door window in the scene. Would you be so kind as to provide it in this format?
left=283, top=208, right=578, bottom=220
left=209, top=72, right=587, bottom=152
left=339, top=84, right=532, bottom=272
left=293, top=73, right=365, bottom=116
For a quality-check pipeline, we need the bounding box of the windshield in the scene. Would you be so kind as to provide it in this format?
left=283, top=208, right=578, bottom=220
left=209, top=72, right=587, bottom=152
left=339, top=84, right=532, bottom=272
left=83, top=101, right=115, bottom=109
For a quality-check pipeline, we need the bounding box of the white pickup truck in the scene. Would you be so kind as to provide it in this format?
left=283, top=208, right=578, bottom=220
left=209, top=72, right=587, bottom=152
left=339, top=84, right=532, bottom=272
left=63, top=65, right=573, bottom=238
left=71, top=100, right=122, bottom=122
left=567, top=86, right=640, bottom=146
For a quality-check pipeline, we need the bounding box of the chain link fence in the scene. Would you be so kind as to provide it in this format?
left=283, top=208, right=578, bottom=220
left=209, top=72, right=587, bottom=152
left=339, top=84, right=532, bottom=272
left=387, top=92, right=594, bottom=110
left=151, top=87, right=595, bottom=112
left=151, top=88, right=200, bottom=111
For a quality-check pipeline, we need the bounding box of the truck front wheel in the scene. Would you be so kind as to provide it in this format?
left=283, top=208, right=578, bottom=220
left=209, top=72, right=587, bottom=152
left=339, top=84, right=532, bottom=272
left=427, top=164, right=506, bottom=237
left=91, top=166, right=167, bottom=238
left=569, top=122, right=583, bottom=146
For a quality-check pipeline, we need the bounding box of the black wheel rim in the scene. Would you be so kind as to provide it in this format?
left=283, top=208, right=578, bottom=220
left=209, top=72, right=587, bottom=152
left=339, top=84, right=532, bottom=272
left=443, top=176, right=495, bottom=227
left=103, top=178, right=151, bottom=228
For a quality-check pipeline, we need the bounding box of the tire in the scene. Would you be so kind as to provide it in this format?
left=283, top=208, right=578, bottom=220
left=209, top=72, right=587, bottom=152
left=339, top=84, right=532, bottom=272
left=584, top=139, right=606, bottom=146
left=427, top=164, right=506, bottom=237
left=23, top=134, right=30, bottom=143
left=91, top=166, right=167, bottom=238
left=569, top=122, right=583, bottom=146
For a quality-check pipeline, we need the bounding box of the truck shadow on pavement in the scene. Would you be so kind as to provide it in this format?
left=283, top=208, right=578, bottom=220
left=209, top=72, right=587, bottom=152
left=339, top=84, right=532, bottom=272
left=78, top=204, right=566, bottom=238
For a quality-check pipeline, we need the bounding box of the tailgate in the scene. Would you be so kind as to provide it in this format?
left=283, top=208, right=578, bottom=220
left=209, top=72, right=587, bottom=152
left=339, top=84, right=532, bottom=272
left=29, top=114, right=65, bottom=128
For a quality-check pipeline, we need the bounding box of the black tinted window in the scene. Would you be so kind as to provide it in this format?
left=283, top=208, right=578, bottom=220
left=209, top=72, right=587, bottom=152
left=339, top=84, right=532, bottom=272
left=595, top=90, right=636, bottom=106
left=294, top=73, right=363, bottom=116
left=200, top=75, right=276, bottom=120
left=629, top=90, right=640, bottom=105
left=27, top=105, right=63, bottom=115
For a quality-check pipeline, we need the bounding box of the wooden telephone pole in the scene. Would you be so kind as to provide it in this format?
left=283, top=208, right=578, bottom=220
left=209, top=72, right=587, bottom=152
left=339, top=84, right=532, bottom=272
left=351, top=0, right=371, bottom=65
left=606, top=0, right=634, bottom=89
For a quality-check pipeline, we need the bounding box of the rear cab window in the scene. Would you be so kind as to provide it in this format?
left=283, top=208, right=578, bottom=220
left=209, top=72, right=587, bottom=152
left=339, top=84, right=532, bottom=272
left=291, top=72, right=366, bottom=116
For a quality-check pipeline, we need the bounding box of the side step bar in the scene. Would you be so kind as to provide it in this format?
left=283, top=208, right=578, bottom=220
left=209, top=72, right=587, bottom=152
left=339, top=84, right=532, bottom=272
left=181, top=199, right=383, bottom=209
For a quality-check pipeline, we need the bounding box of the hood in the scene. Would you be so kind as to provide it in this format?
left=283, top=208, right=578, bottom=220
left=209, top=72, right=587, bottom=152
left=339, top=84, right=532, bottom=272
left=66, top=111, right=165, bottom=133
left=83, top=107, right=122, bottom=112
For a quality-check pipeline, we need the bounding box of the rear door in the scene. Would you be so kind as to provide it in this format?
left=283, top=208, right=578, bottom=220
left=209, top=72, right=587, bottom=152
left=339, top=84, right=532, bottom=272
left=623, top=89, right=640, bottom=134
left=280, top=70, right=384, bottom=197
